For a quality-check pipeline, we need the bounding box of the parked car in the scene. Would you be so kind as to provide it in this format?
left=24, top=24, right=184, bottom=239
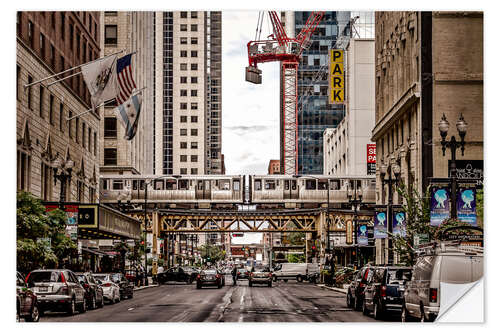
left=362, top=266, right=412, bottom=319
left=346, top=265, right=378, bottom=310
left=272, top=263, right=309, bottom=282
left=402, top=243, right=483, bottom=322
left=110, top=273, right=134, bottom=299
left=26, top=269, right=86, bottom=315
left=158, top=266, right=194, bottom=284
left=181, top=266, right=200, bottom=281
left=236, top=268, right=249, bottom=280
left=75, top=272, right=105, bottom=309
left=16, top=272, right=40, bottom=322
left=93, top=274, right=121, bottom=304
left=249, top=267, right=272, bottom=287
left=217, top=269, right=226, bottom=286
left=196, top=269, right=224, bottom=289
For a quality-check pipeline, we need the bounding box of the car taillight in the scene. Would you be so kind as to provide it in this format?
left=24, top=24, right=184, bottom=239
left=83, top=283, right=89, bottom=288
left=60, top=272, right=66, bottom=283
left=25, top=272, right=31, bottom=284
left=216, top=274, right=221, bottom=279
left=380, top=285, right=387, bottom=297
left=103, top=283, right=112, bottom=287
left=237, top=272, right=240, bottom=275
left=268, top=273, right=273, bottom=277
left=250, top=273, right=254, bottom=277
left=430, top=288, right=438, bottom=303
left=197, top=274, right=201, bottom=279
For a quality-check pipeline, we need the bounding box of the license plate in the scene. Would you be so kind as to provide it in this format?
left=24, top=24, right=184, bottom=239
left=38, top=287, right=48, bottom=292
left=207, top=276, right=214, bottom=280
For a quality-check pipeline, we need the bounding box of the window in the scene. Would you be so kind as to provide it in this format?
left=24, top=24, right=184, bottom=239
left=180, top=103, right=187, bottom=110
left=16, top=65, right=20, bottom=101
left=40, top=162, right=52, bottom=201
left=17, top=150, right=31, bottom=191
left=191, top=129, right=198, bottom=136
left=105, top=25, right=117, bottom=44
left=233, top=180, right=240, bottom=191
left=82, top=122, right=86, bottom=148
left=180, top=76, right=187, bottom=84
left=93, top=132, right=97, bottom=155
left=191, top=155, right=198, bottom=162
left=180, top=129, right=187, bottom=136
left=180, top=142, right=187, bottom=149
left=191, top=50, right=198, bottom=57
left=38, top=85, right=44, bottom=117
left=191, top=24, right=197, bottom=32
left=180, top=24, right=187, bottom=31
left=180, top=168, right=187, bottom=175
left=40, top=33, right=46, bottom=59
left=305, top=179, right=317, bottom=190
left=112, top=180, right=123, bottom=190
left=105, top=11, right=118, bottom=16
left=180, top=155, right=187, bottom=162
left=180, top=11, right=188, bottom=18
left=254, top=180, right=262, bottom=191
left=191, top=12, right=198, bottom=18
left=89, top=186, right=95, bottom=203
left=191, top=168, right=198, bottom=175
left=191, top=141, right=198, bottom=149
left=60, top=13, right=65, bottom=40
left=180, top=63, right=187, bottom=71
left=69, top=23, right=74, bottom=50
left=75, top=118, right=79, bottom=143
left=180, top=116, right=187, bottom=123
left=88, top=127, right=91, bottom=152
left=180, top=89, right=187, bottom=96
left=191, top=116, right=198, bottom=123
left=265, top=180, right=276, bottom=190
left=191, top=102, right=198, bottom=110
left=77, top=180, right=84, bottom=202
left=191, top=90, right=197, bottom=97
left=191, top=77, right=198, bottom=84
left=191, top=63, right=198, bottom=70
left=50, top=44, right=55, bottom=68
left=104, top=148, right=117, bottom=165
left=68, top=111, right=73, bottom=138
left=180, top=37, right=187, bottom=44
left=191, top=37, right=198, bottom=45
left=17, top=12, right=22, bottom=36
left=104, top=117, right=117, bottom=138
left=28, top=20, right=34, bottom=47
left=49, top=95, right=54, bottom=124
left=180, top=50, right=187, bottom=57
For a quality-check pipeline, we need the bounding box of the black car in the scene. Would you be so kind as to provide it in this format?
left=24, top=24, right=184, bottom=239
left=158, top=266, right=194, bottom=284
left=75, top=272, right=105, bottom=309
left=16, top=272, right=40, bottom=322
left=196, top=269, right=223, bottom=289
left=236, top=268, right=249, bottom=280
left=362, top=266, right=412, bottom=319
left=346, top=265, right=378, bottom=310
left=110, top=273, right=134, bottom=299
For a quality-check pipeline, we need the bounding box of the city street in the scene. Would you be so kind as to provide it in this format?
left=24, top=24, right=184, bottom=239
left=40, top=277, right=380, bottom=322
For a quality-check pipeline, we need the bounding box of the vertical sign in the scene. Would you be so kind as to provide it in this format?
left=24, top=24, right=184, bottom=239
left=374, top=207, right=388, bottom=239
left=346, top=220, right=353, bottom=245
left=357, top=224, right=368, bottom=246
left=367, top=143, right=376, bottom=175
left=392, top=207, right=407, bottom=237
left=430, top=185, right=451, bottom=226
left=457, top=186, right=477, bottom=226
left=329, top=49, right=344, bottom=104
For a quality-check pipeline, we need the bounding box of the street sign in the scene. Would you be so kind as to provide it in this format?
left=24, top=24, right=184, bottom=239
left=328, top=49, right=345, bottom=104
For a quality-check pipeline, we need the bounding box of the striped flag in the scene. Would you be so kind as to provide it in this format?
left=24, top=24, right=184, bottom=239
left=116, top=53, right=136, bottom=105
left=115, top=92, right=142, bottom=140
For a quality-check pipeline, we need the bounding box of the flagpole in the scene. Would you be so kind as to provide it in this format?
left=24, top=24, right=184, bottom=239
left=46, top=71, right=82, bottom=88
left=23, top=49, right=126, bottom=89
left=66, top=99, right=116, bottom=121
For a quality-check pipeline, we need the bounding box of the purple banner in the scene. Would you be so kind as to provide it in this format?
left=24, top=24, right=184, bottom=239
left=430, top=186, right=450, bottom=226
left=392, top=209, right=406, bottom=237
left=457, top=187, right=477, bottom=226
left=374, top=208, right=387, bottom=239
left=357, top=224, right=368, bottom=246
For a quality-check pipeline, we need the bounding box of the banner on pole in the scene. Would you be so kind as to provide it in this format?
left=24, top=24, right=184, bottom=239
left=392, top=206, right=406, bottom=237
left=457, top=186, right=477, bottom=226
left=374, top=207, right=388, bottom=239
left=430, top=185, right=451, bottom=226
left=357, top=224, right=369, bottom=246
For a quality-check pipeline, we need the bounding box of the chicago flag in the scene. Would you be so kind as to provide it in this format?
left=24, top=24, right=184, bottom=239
left=115, top=92, right=142, bottom=140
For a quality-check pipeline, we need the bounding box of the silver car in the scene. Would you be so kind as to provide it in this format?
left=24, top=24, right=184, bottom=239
left=26, top=269, right=86, bottom=315
left=93, top=274, right=121, bottom=304
left=249, top=267, right=272, bottom=287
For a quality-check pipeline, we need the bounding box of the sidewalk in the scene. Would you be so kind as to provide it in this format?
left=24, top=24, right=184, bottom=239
left=316, top=283, right=348, bottom=294
left=134, top=277, right=158, bottom=291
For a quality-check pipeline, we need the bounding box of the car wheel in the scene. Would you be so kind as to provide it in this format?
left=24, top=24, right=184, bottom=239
left=91, top=295, right=96, bottom=310
left=273, top=275, right=277, bottom=282
left=129, top=292, right=133, bottom=299
left=100, top=295, right=105, bottom=308
left=374, top=301, right=383, bottom=320
left=346, top=292, right=352, bottom=308
left=25, top=303, right=40, bottom=322
left=283, top=279, right=288, bottom=283
left=297, top=275, right=303, bottom=283
left=362, top=300, right=369, bottom=316
left=80, top=297, right=87, bottom=313
left=354, top=296, right=362, bottom=311
left=67, top=298, right=76, bottom=316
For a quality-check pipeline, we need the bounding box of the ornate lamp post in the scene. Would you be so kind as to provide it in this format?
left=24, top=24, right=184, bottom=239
left=438, top=114, right=467, bottom=218
left=52, top=155, right=74, bottom=205
left=347, top=181, right=363, bottom=268
left=380, top=161, right=401, bottom=265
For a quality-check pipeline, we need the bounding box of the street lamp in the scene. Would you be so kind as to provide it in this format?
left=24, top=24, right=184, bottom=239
left=52, top=155, right=74, bottom=205
left=347, top=181, right=363, bottom=268
left=380, top=161, right=401, bottom=265
left=439, top=113, right=467, bottom=218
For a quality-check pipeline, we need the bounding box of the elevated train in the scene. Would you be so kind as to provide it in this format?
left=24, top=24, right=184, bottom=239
left=99, top=175, right=376, bottom=209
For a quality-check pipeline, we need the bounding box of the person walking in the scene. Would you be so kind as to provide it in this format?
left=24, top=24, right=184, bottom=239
left=231, top=266, right=238, bottom=286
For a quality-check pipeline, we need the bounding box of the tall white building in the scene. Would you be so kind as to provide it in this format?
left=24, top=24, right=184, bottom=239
left=324, top=38, right=375, bottom=176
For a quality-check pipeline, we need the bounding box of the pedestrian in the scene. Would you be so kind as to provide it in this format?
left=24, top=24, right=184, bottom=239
left=231, top=266, right=238, bottom=286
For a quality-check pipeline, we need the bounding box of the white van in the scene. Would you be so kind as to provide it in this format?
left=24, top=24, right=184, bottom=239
left=272, top=263, right=320, bottom=282
left=402, top=242, right=483, bottom=322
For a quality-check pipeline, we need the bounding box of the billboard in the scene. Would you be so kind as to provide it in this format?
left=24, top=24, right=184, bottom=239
left=374, top=207, right=388, bottom=239
left=430, top=185, right=451, bottom=226
left=457, top=186, right=477, bottom=226
left=367, top=143, right=376, bottom=175
left=328, top=49, right=344, bottom=104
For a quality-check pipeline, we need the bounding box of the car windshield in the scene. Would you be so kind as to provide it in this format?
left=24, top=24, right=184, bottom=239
left=93, top=275, right=110, bottom=282
left=387, top=269, right=412, bottom=283
left=203, top=270, right=217, bottom=274
left=27, top=271, right=63, bottom=283
left=111, top=274, right=122, bottom=282
left=253, top=267, right=270, bottom=272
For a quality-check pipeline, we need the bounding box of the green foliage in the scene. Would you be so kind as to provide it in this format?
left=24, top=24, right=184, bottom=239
left=285, top=232, right=305, bottom=245
left=199, top=244, right=225, bottom=262
left=286, top=253, right=305, bottom=263
left=476, top=189, right=483, bottom=228
left=16, top=191, right=76, bottom=274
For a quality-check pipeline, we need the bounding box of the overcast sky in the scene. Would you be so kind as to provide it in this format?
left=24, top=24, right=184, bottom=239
left=222, top=11, right=280, bottom=176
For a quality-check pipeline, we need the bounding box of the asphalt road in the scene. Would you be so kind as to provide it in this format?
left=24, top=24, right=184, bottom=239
left=40, top=276, right=384, bottom=322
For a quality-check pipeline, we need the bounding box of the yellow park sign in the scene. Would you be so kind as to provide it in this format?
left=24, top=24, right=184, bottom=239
left=329, top=49, right=345, bottom=104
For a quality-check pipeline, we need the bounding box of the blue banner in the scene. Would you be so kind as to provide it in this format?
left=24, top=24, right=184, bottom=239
left=357, top=224, right=368, bottom=246
left=430, top=186, right=450, bottom=226
left=457, top=187, right=477, bottom=226
left=374, top=208, right=387, bottom=239
left=392, top=209, right=406, bottom=237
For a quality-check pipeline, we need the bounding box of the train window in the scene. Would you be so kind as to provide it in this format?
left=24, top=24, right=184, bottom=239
left=220, top=180, right=230, bottom=190
left=318, top=180, right=328, bottom=190
left=292, top=180, right=297, bottom=190
left=330, top=180, right=340, bottom=190
left=132, top=180, right=138, bottom=190
left=101, top=179, right=108, bottom=190
left=197, top=180, right=203, bottom=190
left=178, top=180, right=189, bottom=190
left=254, top=180, right=262, bottom=191
left=305, top=179, right=316, bottom=190
left=139, top=180, right=145, bottom=190
left=112, top=180, right=123, bottom=190
left=233, top=180, right=240, bottom=191
left=166, top=180, right=176, bottom=190
left=265, top=180, right=275, bottom=190
left=284, top=180, right=289, bottom=190
left=154, top=180, right=164, bottom=190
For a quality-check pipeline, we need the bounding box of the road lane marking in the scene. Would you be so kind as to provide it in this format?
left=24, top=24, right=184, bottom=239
left=128, top=308, right=134, bottom=311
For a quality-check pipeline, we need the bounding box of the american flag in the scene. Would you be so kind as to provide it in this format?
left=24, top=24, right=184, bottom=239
left=116, top=53, right=136, bottom=105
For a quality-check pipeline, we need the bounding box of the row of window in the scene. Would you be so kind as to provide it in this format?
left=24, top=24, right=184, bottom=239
left=180, top=116, right=198, bottom=123
left=180, top=76, right=199, bottom=84
left=180, top=37, right=198, bottom=45
left=179, top=155, right=199, bottom=162
left=180, top=128, right=199, bottom=136
left=180, top=89, right=198, bottom=97
left=180, top=24, right=198, bottom=32
left=180, top=63, right=198, bottom=71
left=180, top=102, right=198, bottom=110
left=180, top=50, right=198, bottom=57
left=180, top=142, right=198, bottom=149
left=180, top=11, right=198, bottom=19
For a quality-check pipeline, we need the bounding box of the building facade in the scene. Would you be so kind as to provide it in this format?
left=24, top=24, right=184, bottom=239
left=17, top=11, right=101, bottom=203
left=154, top=11, right=222, bottom=176
left=99, top=11, right=154, bottom=176
left=267, top=159, right=280, bottom=174
left=324, top=38, right=375, bottom=176
left=372, top=12, right=483, bottom=264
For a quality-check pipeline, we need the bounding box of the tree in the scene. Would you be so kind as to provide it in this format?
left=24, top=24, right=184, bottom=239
left=199, top=244, right=225, bottom=263
left=476, top=189, right=483, bottom=228
left=17, top=191, right=77, bottom=274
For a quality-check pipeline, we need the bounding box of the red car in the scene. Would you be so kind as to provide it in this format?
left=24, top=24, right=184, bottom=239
left=16, top=272, right=40, bottom=322
left=196, top=269, right=223, bottom=289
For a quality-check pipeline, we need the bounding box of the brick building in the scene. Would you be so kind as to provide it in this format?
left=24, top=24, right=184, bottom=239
left=372, top=12, right=483, bottom=264
left=267, top=159, right=280, bottom=174
left=16, top=11, right=101, bottom=203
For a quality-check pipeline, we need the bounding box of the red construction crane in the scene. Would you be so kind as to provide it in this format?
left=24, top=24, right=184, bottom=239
left=245, top=11, right=324, bottom=175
